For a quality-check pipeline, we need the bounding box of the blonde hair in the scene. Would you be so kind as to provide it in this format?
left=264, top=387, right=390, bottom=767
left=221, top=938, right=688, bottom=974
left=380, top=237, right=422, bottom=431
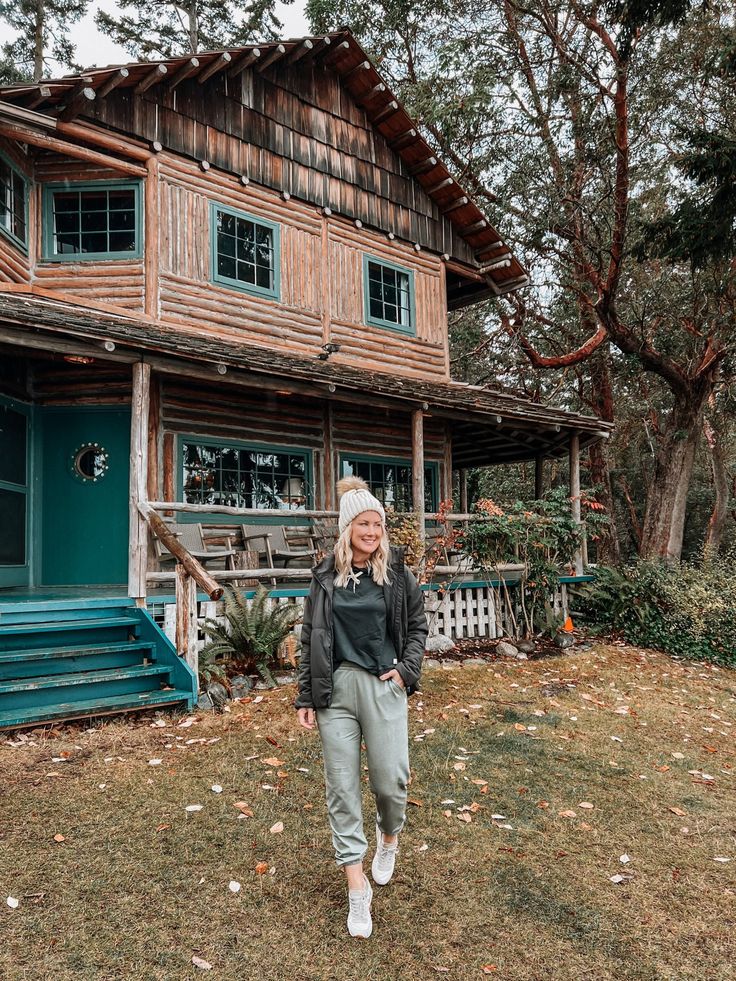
left=334, top=475, right=391, bottom=587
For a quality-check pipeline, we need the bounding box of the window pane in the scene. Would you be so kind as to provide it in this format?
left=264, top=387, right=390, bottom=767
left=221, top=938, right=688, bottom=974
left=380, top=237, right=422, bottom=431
left=82, top=210, right=107, bottom=232
left=255, top=264, right=271, bottom=289
left=81, top=232, right=107, bottom=253
left=219, top=232, right=236, bottom=257
left=237, top=261, right=256, bottom=284
left=109, top=231, right=136, bottom=252
left=108, top=190, right=135, bottom=210
left=218, top=255, right=236, bottom=279
left=109, top=210, right=134, bottom=231
left=81, top=191, right=108, bottom=212
left=54, top=192, right=79, bottom=212
left=0, top=488, right=25, bottom=564
left=0, top=406, right=26, bottom=485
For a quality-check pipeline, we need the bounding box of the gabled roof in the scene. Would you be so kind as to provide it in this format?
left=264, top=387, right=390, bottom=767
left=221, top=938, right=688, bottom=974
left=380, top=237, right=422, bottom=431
left=0, top=29, right=527, bottom=298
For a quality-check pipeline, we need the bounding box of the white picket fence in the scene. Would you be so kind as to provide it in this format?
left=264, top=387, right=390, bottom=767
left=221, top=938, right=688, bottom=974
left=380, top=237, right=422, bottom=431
left=148, top=582, right=570, bottom=658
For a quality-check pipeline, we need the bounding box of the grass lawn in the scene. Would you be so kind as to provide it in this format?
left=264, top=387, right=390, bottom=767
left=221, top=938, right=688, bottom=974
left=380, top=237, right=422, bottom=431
left=1, top=642, right=734, bottom=981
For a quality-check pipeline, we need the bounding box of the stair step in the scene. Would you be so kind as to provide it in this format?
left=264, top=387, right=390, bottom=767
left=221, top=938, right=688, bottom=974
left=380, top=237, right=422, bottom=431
left=0, top=664, right=170, bottom=695
left=0, top=642, right=156, bottom=665
left=0, top=616, right=139, bottom=637
left=0, top=689, right=191, bottom=730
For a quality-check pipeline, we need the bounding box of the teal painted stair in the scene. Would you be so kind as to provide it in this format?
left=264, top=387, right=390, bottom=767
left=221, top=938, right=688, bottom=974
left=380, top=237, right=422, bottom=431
left=0, top=598, right=197, bottom=730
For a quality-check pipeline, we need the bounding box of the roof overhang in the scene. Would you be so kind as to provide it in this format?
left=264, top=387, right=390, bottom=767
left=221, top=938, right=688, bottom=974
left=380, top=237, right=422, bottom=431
left=0, top=289, right=611, bottom=466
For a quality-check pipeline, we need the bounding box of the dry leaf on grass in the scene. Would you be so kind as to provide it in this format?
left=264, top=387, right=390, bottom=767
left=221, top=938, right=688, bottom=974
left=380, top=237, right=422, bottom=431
left=6, top=897, right=19, bottom=909
left=579, top=802, right=594, bottom=809
left=408, top=798, right=423, bottom=807
left=255, top=861, right=269, bottom=875
left=53, top=834, right=65, bottom=843
left=269, top=821, right=284, bottom=834
left=191, top=955, right=212, bottom=970
left=211, top=785, right=223, bottom=794
left=481, top=967, right=497, bottom=974
left=669, top=806, right=688, bottom=816
left=156, top=824, right=170, bottom=833
left=262, top=757, right=285, bottom=767
left=185, top=804, right=203, bottom=812
left=228, top=880, right=241, bottom=893
left=559, top=809, right=577, bottom=818
left=452, top=762, right=467, bottom=771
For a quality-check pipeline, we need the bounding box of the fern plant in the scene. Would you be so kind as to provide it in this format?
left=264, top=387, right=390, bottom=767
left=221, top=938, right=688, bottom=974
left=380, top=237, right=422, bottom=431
left=200, top=586, right=301, bottom=687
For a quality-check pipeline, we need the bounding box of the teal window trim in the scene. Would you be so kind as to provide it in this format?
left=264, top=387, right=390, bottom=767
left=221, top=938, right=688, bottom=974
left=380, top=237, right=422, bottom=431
left=339, top=452, right=438, bottom=512
left=0, top=395, right=31, bottom=582
left=362, top=254, right=416, bottom=335
left=176, top=434, right=312, bottom=523
left=41, top=179, right=143, bottom=262
left=0, top=150, right=29, bottom=253
left=209, top=201, right=281, bottom=301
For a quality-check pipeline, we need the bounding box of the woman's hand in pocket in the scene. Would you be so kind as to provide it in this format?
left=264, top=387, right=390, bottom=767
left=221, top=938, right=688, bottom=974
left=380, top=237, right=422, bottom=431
left=379, top=669, right=405, bottom=689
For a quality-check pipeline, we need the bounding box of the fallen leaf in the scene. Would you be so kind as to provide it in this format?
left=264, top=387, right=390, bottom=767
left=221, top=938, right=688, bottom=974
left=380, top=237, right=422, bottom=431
left=6, top=897, right=19, bottom=909
left=669, top=806, right=688, bottom=817
left=191, top=955, right=212, bottom=971
left=672, top=752, right=685, bottom=760
left=491, top=814, right=507, bottom=821
left=266, top=736, right=281, bottom=747
left=513, top=723, right=527, bottom=732
left=452, top=762, right=466, bottom=771
left=442, top=810, right=452, bottom=818
left=255, top=861, right=269, bottom=874
left=537, top=800, right=549, bottom=809
left=185, top=804, right=203, bottom=812
left=559, top=809, right=577, bottom=818
left=481, top=967, right=497, bottom=974
left=53, top=834, right=65, bottom=843
left=269, top=821, right=284, bottom=834
left=609, top=874, right=632, bottom=884
left=262, top=757, right=285, bottom=767
left=228, top=880, right=241, bottom=893
left=407, top=798, right=423, bottom=807
left=620, top=854, right=631, bottom=864
left=579, top=802, right=594, bottom=809
left=713, top=857, right=732, bottom=863
left=148, top=758, right=163, bottom=766
left=156, top=824, right=170, bottom=833
left=471, top=779, right=488, bottom=786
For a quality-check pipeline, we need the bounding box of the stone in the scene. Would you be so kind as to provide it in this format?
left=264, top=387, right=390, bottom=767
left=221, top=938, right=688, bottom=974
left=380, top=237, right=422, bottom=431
left=554, top=632, right=575, bottom=649
left=496, top=641, right=520, bottom=659
left=463, top=657, right=487, bottom=667
left=275, top=673, right=297, bottom=685
left=197, top=691, right=215, bottom=712
left=426, top=634, right=456, bottom=653
left=422, top=657, right=442, bottom=669
left=517, top=639, right=535, bottom=654
left=207, top=682, right=229, bottom=708
left=230, top=674, right=252, bottom=700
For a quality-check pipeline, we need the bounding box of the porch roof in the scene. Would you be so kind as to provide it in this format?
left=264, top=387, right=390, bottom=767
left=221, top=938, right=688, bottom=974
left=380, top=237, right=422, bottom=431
left=0, top=290, right=611, bottom=466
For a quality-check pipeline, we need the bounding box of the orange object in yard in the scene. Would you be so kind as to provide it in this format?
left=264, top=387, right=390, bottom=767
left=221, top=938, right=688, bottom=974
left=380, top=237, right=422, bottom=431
left=562, top=615, right=575, bottom=632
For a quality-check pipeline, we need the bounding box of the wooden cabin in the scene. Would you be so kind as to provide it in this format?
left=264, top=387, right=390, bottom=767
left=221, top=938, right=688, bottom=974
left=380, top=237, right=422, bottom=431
left=0, top=30, right=610, bottom=728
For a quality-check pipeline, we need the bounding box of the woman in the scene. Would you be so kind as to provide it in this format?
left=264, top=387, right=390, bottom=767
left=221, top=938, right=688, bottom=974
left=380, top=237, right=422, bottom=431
left=296, top=476, right=428, bottom=938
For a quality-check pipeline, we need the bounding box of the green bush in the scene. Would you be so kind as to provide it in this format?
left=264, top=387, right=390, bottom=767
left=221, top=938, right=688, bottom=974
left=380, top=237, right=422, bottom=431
left=575, top=559, right=736, bottom=666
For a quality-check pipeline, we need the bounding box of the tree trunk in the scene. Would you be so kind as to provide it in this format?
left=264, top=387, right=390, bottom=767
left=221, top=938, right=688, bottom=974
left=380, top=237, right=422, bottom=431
left=33, top=0, right=44, bottom=82
left=639, top=391, right=707, bottom=561
left=188, top=1, right=198, bottom=52
left=703, top=417, right=730, bottom=558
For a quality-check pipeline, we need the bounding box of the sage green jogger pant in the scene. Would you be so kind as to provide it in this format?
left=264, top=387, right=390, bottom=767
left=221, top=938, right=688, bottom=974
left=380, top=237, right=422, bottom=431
left=316, top=662, right=410, bottom=866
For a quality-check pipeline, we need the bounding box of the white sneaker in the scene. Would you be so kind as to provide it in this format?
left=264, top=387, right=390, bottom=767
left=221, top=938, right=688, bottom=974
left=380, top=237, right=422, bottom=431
left=371, top=824, right=398, bottom=886
left=347, top=875, right=373, bottom=938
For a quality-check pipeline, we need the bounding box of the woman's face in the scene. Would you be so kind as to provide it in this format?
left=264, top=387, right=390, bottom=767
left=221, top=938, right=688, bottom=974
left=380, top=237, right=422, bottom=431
left=350, top=511, right=383, bottom=562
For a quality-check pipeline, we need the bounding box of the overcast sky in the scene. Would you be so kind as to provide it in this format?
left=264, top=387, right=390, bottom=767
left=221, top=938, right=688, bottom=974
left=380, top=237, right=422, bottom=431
left=3, top=1, right=310, bottom=74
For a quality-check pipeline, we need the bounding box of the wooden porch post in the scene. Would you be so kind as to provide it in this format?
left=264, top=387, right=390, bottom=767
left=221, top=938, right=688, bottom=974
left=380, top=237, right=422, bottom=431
left=459, top=469, right=468, bottom=513
left=534, top=455, right=544, bottom=500
left=412, top=408, right=425, bottom=542
left=129, top=362, right=150, bottom=604
left=569, top=432, right=584, bottom=575
left=175, top=563, right=199, bottom=681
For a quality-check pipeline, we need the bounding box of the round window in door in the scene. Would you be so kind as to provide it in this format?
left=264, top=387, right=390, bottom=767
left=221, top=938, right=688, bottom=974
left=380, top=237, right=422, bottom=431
left=71, top=443, right=110, bottom=482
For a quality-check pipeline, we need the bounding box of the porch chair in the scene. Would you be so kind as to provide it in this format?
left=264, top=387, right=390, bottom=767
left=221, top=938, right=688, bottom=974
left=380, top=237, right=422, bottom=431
left=154, top=522, right=237, bottom=569
left=240, top=524, right=317, bottom=569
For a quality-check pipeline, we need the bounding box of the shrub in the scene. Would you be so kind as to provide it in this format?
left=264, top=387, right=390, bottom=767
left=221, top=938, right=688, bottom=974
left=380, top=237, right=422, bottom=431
left=200, top=586, right=302, bottom=687
left=575, top=559, right=736, bottom=666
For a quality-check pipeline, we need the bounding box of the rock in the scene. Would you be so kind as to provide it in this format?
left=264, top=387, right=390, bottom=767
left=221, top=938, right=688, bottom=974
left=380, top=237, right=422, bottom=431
left=554, top=632, right=575, bottom=649
left=197, top=691, right=215, bottom=712
left=463, top=657, right=487, bottom=667
left=426, top=634, right=456, bottom=653
left=423, top=657, right=442, bottom=669
left=517, top=639, right=535, bottom=653
left=230, top=674, right=252, bottom=700
left=207, top=682, right=230, bottom=708
left=496, top=641, right=520, bottom=659
left=275, top=673, right=296, bottom=685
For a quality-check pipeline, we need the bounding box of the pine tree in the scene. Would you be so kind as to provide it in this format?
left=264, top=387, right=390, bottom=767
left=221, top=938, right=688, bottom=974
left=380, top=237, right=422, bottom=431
left=0, top=0, right=90, bottom=83
left=94, top=0, right=290, bottom=60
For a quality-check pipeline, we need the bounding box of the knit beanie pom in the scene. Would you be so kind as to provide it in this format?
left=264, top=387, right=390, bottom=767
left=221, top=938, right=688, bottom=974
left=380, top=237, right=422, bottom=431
left=336, top=475, right=386, bottom=533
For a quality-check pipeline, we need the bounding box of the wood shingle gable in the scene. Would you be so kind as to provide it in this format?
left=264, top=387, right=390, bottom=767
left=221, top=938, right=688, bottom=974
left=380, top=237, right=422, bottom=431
left=0, top=30, right=526, bottom=302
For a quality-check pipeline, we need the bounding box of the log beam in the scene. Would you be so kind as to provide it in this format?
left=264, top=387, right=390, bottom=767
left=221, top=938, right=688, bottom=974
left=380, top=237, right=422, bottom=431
left=142, top=506, right=224, bottom=600
left=134, top=64, right=167, bottom=95
left=0, top=122, right=147, bottom=177
left=197, top=52, right=232, bottom=83
left=175, top=564, right=199, bottom=678
left=569, top=433, right=584, bottom=574
left=412, top=408, right=426, bottom=543
left=129, top=362, right=151, bottom=603
left=228, top=48, right=260, bottom=76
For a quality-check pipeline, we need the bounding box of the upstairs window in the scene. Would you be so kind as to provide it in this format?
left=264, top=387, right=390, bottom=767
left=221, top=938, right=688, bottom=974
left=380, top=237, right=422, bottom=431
left=211, top=203, right=280, bottom=300
left=42, top=181, right=142, bottom=261
left=0, top=154, right=28, bottom=250
left=363, top=256, right=415, bottom=334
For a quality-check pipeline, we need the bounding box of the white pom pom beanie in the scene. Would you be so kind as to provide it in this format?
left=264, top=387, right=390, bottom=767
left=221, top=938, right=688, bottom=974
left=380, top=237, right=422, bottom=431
left=337, top=476, right=385, bottom=534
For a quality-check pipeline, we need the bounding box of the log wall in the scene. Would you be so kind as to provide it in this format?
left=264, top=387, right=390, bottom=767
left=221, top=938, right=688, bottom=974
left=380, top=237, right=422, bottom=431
left=0, top=139, right=33, bottom=284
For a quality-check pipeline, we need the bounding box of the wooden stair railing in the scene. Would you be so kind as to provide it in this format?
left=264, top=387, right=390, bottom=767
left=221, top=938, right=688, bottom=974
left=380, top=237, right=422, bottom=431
left=139, top=504, right=223, bottom=681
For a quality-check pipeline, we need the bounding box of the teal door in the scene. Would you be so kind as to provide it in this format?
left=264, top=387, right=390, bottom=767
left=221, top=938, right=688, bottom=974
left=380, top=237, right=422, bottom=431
left=41, top=407, right=131, bottom=585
